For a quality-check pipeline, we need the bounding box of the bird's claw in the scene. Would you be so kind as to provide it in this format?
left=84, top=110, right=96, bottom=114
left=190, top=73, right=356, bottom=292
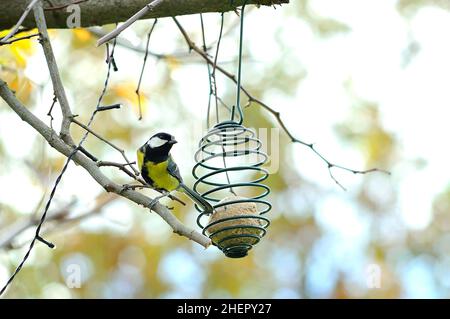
left=120, top=184, right=132, bottom=194
left=149, top=198, right=159, bottom=211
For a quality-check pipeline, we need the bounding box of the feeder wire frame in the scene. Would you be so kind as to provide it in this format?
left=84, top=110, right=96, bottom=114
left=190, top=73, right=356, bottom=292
left=192, top=121, right=272, bottom=258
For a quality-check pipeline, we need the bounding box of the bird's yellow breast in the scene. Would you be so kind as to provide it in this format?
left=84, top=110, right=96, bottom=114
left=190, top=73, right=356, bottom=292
left=145, top=160, right=180, bottom=191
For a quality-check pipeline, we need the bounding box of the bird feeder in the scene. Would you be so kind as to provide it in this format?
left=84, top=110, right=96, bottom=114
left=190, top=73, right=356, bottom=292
left=192, top=1, right=271, bottom=258
left=193, top=121, right=271, bottom=258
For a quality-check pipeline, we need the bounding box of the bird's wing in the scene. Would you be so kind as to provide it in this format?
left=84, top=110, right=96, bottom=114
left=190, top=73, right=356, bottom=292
left=167, top=155, right=214, bottom=213
left=167, top=155, right=183, bottom=183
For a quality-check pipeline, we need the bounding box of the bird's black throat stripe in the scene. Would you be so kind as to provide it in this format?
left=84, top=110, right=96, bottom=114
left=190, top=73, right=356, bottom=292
left=145, top=144, right=171, bottom=164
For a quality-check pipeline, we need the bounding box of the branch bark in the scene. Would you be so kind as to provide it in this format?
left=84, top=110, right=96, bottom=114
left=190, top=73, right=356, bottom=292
left=0, top=0, right=289, bottom=30
left=96, top=0, right=164, bottom=46
left=33, top=2, right=74, bottom=144
left=0, top=79, right=211, bottom=249
left=0, top=0, right=39, bottom=43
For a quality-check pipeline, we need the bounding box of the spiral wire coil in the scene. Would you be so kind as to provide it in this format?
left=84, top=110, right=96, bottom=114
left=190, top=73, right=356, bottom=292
left=193, top=121, right=271, bottom=258
left=193, top=0, right=271, bottom=258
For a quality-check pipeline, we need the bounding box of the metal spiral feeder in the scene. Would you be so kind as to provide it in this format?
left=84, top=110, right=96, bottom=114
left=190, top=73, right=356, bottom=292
left=193, top=121, right=271, bottom=258
left=192, top=1, right=271, bottom=258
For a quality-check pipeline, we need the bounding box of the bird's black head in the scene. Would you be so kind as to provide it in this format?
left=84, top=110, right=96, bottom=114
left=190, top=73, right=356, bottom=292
left=142, top=132, right=178, bottom=163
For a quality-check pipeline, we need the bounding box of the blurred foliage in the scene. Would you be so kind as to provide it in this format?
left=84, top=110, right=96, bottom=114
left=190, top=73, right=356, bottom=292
left=336, top=101, right=396, bottom=168
left=397, top=0, right=450, bottom=16
left=292, top=0, right=350, bottom=36
left=0, top=30, right=36, bottom=104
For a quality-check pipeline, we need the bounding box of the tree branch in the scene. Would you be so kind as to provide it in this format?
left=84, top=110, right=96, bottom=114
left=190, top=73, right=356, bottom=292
left=0, top=33, right=39, bottom=46
left=0, top=0, right=40, bottom=43
left=0, top=79, right=211, bottom=248
left=96, top=161, right=187, bottom=206
left=33, top=1, right=74, bottom=144
left=97, top=0, right=164, bottom=46
left=0, top=0, right=289, bottom=30
left=71, top=117, right=139, bottom=175
left=89, top=27, right=222, bottom=63
left=89, top=28, right=174, bottom=59
left=135, top=19, right=158, bottom=120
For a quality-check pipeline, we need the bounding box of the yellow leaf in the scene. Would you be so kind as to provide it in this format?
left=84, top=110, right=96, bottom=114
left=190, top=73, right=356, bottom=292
left=113, top=82, right=137, bottom=102
left=73, top=29, right=92, bottom=42
left=8, top=74, right=34, bottom=103
left=10, top=45, right=28, bottom=68
left=112, top=82, right=149, bottom=117
left=71, top=29, right=95, bottom=48
left=0, top=29, right=36, bottom=69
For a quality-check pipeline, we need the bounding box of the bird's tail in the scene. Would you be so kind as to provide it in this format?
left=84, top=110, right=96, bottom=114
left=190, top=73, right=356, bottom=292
left=179, top=183, right=214, bottom=214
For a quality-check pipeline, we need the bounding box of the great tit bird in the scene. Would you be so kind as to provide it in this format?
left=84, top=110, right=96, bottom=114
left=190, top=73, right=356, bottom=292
left=137, top=132, right=214, bottom=213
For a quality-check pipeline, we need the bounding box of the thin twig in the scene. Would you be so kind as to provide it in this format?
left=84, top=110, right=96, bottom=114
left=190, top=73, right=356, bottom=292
left=71, top=118, right=140, bottom=175
left=0, top=33, right=39, bottom=46
left=89, top=28, right=183, bottom=60
left=34, top=1, right=74, bottom=144
left=78, top=146, right=98, bottom=162
left=97, top=161, right=137, bottom=179
left=96, top=103, right=121, bottom=112
left=173, top=17, right=390, bottom=190
left=211, top=13, right=225, bottom=125
left=247, top=98, right=391, bottom=190
left=136, top=19, right=157, bottom=120
left=89, top=28, right=231, bottom=64
left=199, top=14, right=213, bottom=128
left=47, top=92, right=57, bottom=129
left=0, top=0, right=40, bottom=44
left=96, top=0, right=165, bottom=46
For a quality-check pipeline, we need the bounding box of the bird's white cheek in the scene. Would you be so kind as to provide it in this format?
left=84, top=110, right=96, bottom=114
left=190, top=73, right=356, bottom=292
left=149, top=137, right=167, bottom=148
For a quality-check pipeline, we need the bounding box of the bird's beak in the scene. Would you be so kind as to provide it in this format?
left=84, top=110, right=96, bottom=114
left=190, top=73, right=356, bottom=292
left=169, top=138, right=178, bottom=145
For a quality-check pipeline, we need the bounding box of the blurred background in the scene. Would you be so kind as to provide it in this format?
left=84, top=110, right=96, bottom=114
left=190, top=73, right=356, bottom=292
left=0, top=0, right=449, bottom=298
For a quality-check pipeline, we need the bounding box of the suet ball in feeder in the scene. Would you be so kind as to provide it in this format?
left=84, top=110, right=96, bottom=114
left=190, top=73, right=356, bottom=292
left=206, top=195, right=267, bottom=258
